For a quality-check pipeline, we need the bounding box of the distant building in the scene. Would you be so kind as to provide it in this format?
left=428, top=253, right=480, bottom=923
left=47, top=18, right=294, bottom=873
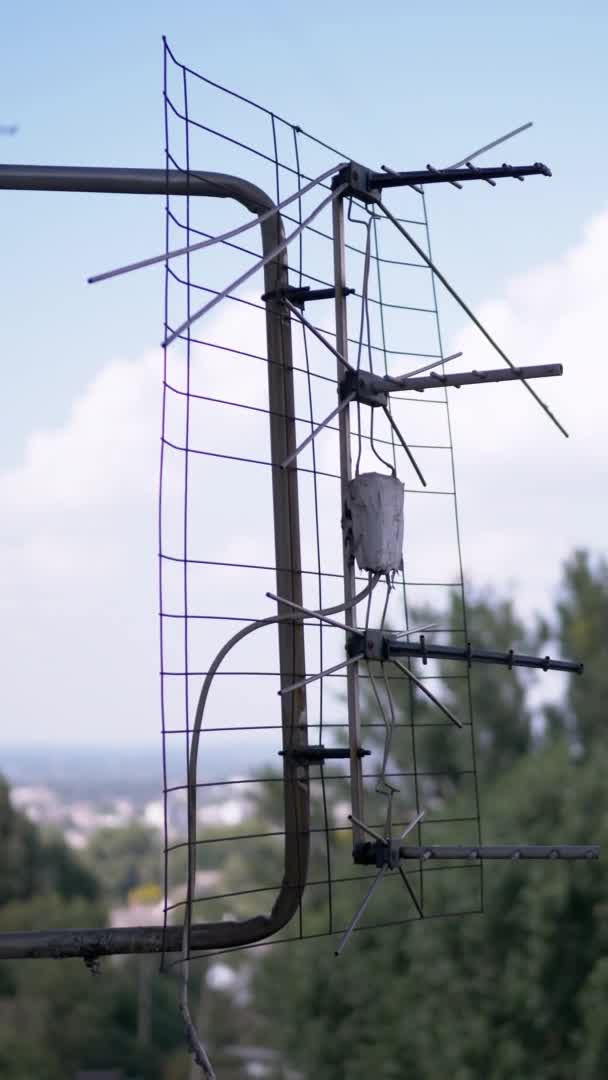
left=11, top=784, right=63, bottom=825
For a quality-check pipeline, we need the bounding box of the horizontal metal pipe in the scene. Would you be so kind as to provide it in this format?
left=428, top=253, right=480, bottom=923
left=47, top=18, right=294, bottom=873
left=0, top=923, right=218, bottom=960
left=0, top=164, right=279, bottom=218
left=0, top=162, right=312, bottom=963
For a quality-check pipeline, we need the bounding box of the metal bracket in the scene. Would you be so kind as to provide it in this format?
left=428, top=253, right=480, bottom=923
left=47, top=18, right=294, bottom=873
left=340, top=368, right=389, bottom=407
left=261, top=284, right=355, bottom=307
left=83, top=953, right=102, bottom=976
left=332, top=161, right=381, bottom=204
left=353, top=840, right=402, bottom=869
left=280, top=745, right=370, bottom=766
left=347, top=629, right=388, bottom=661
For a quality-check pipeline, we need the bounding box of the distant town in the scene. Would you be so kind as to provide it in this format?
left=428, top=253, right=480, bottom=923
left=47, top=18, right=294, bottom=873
left=2, top=742, right=256, bottom=848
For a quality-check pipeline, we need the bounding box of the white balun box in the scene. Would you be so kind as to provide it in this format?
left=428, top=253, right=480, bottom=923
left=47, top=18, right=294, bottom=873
left=347, top=472, right=404, bottom=573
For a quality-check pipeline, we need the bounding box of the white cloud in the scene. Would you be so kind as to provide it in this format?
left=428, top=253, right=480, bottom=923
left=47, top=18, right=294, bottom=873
left=445, top=208, right=608, bottom=614
left=0, top=349, right=162, bottom=748
left=1, top=351, right=160, bottom=579
left=1, top=210, right=607, bottom=749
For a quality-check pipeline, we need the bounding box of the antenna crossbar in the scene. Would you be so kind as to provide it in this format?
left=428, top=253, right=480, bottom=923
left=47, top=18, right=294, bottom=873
left=353, top=843, right=600, bottom=865
left=371, top=162, right=551, bottom=189
left=348, top=629, right=584, bottom=675
left=334, top=160, right=551, bottom=202
left=339, top=363, right=563, bottom=408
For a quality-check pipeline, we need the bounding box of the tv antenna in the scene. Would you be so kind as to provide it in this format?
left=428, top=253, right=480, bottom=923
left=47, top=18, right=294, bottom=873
left=0, top=40, right=597, bottom=1080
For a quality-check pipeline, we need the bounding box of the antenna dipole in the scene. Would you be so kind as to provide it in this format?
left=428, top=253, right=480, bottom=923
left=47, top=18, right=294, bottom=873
left=445, top=120, right=534, bottom=169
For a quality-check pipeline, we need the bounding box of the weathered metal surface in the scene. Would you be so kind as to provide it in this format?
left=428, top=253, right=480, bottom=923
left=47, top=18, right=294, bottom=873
left=0, top=164, right=309, bottom=958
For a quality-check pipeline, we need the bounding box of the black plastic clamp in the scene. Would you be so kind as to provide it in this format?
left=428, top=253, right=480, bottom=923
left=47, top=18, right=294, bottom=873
left=348, top=629, right=389, bottom=662
left=339, top=367, right=391, bottom=408
left=332, top=161, right=381, bottom=204
left=353, top=839, right=401, bottom=869
left=280, top=745, right=371, bottom=766
left=262, top=285, right=355, bottom=307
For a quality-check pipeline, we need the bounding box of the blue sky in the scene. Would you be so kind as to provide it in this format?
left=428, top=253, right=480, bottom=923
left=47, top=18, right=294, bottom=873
left=1, top=3, right=607, bottom=465
left=1, top=3, right=607, bottom=747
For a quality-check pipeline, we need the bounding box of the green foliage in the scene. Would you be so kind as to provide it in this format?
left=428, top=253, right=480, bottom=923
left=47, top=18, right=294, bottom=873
left=0, top=777, right=99, bottom=905
left=0, top=930, right=185, bottom=1080
left=448, top=587, right=538, bottom=779
left=0, top=780, right=188, bottom=1079
left=253, top=742, right=608, bottom=1079
left=83, top=821, right=162, bottom=903
left=1, top=549, right=607, bottom=1078
left=546, top=549, right=608, bottom=752
left=250, top=552, right=608, bottom=1079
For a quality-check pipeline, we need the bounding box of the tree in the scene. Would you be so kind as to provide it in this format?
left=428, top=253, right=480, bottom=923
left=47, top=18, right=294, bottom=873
left=0, top=776, right=99, bottom=905
left=83, top=821, right=162, bottom=903
left=248, top=552, right=608, bottom=1078
left=0, top=777, right=188, bottom=1080
left=543, top=549, right=608, bottom=753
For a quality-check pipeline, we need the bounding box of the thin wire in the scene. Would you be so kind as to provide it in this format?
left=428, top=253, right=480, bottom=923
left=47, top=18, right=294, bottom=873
left=354, top=214, right=373, bottom=477
left=381, top=665, right=400, bottom=806
left=392, top=658, right=462, bottom=728
left=421, top=186, right=484, bottom=910
left=165, top=381, right=447, bottom=453
left=374, top=196, right=568, bottom=438
left=177, top=62, right=216, bottom=1080
left=364, top=571, right=374, bottom=634
left=380, top=574, right=393, bottom=630
left=347, top=206, right=397, bottom=476
left=159, top=40, right=171, bottom=968
left=279, top=210, right=428, bottom=264
left=445, top=121, right=533, bottom=170
left=372, top=210, right=425, bottom=907
left=168, top=292, right=447, bottom=364
left=275, top=119, right=306, bottom=948
left=180, top=589, right=381, bottom=1009
left=159, top=39, right=490, bottom=990
left=163, top=183, right=347, bottom=346
left=359, top=216, right=397, bottom=477
left=166, top=768, right=476, bottom=794
left=367, top=664, right=399, bottom=803
left=163, top=669, right=470, bottom=685
left=181, top=63, right=193, bottom=867
left=88, top=162, right=345, bottom=284
left=159, top=437, right=453, bottom=492
left=292, top=127, right=335, bottom=937
left=164, top=861, right=476, bottom=915
left=162, top=35, right=353, bottom=162
left=283, top=301, right=352, bottom=371
left=171, top=815, right=478, bottom=853
left=164, top=905, right=481, bottom=972
left=161, top=553, right=461, bottom=588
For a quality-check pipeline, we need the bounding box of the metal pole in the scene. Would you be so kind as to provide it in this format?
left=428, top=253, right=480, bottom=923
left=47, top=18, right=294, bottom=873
left=0, top=164, right=309, bottom=959
left=332, top=194, right=365, bottom=847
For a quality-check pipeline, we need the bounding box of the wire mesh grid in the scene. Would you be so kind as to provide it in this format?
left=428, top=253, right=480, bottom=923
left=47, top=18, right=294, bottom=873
left=159, top=39, right=482, bottom=968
